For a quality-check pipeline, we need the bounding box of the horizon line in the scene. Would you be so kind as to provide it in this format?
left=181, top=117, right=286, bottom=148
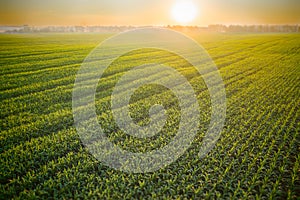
left=1, top=23, right=300, bottom=27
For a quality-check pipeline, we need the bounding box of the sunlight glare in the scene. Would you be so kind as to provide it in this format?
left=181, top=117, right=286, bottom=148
left=171, top=1, right=198, bottom=24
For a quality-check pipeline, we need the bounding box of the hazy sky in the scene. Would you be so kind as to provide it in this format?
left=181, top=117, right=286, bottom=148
left=1, top=0, right=299, bottom=26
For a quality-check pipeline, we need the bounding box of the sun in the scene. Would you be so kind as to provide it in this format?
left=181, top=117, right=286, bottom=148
left=171, top=1, right=198, bottom=24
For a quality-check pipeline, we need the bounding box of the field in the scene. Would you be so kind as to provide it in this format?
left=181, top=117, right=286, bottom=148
left=0, top=32, right=299, bottom=199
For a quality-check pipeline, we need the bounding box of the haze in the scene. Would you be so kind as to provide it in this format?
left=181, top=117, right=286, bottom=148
left=0, top=0, right=299, bottom=26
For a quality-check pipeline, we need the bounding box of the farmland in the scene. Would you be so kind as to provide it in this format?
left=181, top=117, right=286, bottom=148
left=0, top=32, right=299, bottom=199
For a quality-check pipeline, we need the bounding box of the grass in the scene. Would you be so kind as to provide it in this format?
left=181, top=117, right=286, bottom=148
left=0, top=32, right=299, bottom=199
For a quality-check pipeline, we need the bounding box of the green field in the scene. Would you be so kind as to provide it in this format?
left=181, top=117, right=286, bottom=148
left=0, top=32, right=299, bottom=199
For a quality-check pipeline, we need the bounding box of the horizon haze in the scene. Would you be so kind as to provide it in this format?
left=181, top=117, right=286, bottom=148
left=1, top=0, right=300, bottom=26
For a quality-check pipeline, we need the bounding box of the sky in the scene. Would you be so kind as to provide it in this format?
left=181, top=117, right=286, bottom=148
left=0, top=0, right=299, bottom=26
